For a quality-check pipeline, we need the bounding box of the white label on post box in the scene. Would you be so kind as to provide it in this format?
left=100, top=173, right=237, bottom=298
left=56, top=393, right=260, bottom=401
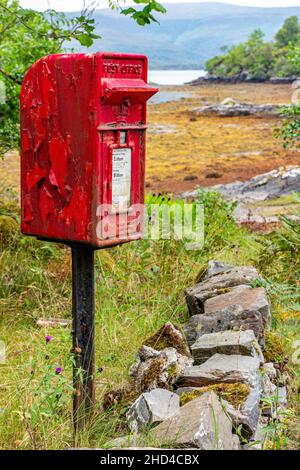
left=112, top=147, right=132, bottom=211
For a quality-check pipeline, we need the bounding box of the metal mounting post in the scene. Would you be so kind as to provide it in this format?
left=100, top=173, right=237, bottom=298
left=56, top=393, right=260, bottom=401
left=71, top=245, right=95, bottom=432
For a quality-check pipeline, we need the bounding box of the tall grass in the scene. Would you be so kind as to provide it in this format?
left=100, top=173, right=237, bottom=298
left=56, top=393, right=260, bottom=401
left=0, top=189, right=299, bottom=449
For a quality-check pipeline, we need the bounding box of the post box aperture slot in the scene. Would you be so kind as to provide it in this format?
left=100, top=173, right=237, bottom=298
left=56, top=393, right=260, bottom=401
left=111, top=147, right=132, bottom=212
left=102, top=78, right=158, bottom=105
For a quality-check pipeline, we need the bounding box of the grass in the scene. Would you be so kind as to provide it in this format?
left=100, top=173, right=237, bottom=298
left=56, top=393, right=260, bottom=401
left=0, top=184, right=299, bottom=449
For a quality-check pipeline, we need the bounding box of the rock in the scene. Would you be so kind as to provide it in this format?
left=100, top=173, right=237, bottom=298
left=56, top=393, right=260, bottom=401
left=221, top=385, right=261, bottom=440
left=129, top=345, right=193, bottom=394
left=179, top=167, right=300, bottom=217
left=270, top=76, right=298, bottom=84
left=175, top=386, right=201, bottom=396
left=291, top=79, right=300, bottom=89
left=184, top=174, right=198, bottom=181
left=191, top=99, right=283, bottom=118
left=261, top=383, right=288, bottom=417
left=221, top=97, right=239, bottom=106
left=178, top=353, right=261, bottom=389
left=261, top=362, right=277, bottom=383
left=191, top=330, right=264, bottom=365
left=176, top=383, right=250, bottom=412
left=126, top=389, right=180, bottom=433
left=184, top=286, right=271, bottom=347
left=185, top=267, right=261, bottom=315
left=277, top=386, right=288, bottom=408
left=151, top=391, right=239, bottom=450
left=144, top=322, right=191, bottom=358
left=243, top=417, right=268, bottom=450
left=212, top=166, right=300, bottom=203
left=200, top=260, right=235, bottom=281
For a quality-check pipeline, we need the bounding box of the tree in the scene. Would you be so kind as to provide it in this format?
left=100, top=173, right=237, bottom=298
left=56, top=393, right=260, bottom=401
left=275, top=16, right=300, bottom=49
left=0, top=0, right=166, bottom=156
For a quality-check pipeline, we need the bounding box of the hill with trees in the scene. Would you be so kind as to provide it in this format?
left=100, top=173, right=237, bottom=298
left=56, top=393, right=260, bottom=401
left=206, top=16, right=300, bottom=80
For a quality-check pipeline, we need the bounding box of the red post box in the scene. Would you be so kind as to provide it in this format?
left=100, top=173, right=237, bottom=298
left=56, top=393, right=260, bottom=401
left=20, top=52, right=158, bottom=247
left=20, top=52, right=158, bottom=431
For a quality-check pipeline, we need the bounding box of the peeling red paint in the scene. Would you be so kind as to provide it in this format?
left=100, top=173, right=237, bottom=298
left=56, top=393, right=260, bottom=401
left=20, top=52, right=158, bottom=247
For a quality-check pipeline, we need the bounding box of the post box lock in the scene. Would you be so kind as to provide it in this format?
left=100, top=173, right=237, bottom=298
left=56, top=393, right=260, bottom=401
left=20, top=52, right=158, bottom=248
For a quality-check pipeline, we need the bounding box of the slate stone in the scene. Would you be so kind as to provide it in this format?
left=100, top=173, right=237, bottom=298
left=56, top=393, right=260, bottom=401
left=178, top=353, right=261, bottom=389
left=185, top=267, right=260, bottom=315
left=191, top=329, right=264, bottom=365
left=200, top=260, right=235, bottom=281
left=184, top=286, right=271, bottom=347
left=221, top=384, right=261, bottom=440
left=191, top=100, right=283, bottom=118
left=126, top=388, right=180, bottom=433
left=129, top=345, right=193, bottom=394
left=261, top=362, right=277, bottom=383
left=151, top=391, right=239, bottom=450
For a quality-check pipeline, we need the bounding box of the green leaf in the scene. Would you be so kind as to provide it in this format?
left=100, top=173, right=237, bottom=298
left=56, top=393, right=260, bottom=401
left=77, top=33, right=94, bottom=47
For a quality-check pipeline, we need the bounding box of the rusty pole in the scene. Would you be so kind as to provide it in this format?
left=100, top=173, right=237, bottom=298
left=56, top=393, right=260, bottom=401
left=71, top=245, right=95, bottom=432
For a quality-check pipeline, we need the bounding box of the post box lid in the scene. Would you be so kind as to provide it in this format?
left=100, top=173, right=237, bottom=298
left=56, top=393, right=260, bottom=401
left=101, top=78, right=158, bottom=104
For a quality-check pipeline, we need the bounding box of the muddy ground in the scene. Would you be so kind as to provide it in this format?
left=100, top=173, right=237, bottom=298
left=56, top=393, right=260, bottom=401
left=147, top=82, right=300, bottom=193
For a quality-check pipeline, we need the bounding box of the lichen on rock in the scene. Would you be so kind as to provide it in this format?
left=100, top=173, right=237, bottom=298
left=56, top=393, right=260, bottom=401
left=179, top=382, right=249, bottom=408
left=144, top=322, right=191, bottom=357
left=129, top=345, right=193, bottom=394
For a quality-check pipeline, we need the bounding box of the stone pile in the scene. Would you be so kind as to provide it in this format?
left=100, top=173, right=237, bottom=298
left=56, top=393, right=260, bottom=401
left=190, top=98, right=283, bottom=118
left=106, top=261, right=288, bottom=450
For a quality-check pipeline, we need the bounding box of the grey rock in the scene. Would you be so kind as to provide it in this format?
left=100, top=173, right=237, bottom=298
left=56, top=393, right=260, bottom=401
left=201, top=260, right=235, bottom=281
left=243, top=418, right=268, bottom=450
left=277, top=386, right=288, bottom=408
left=174, top=386, right=201, bottom=396
left=185, top=267, right=261, bottom=316
left=191, top=99, right=283, bottom=118
left=212, top=166, right=300, bottom=203
left=179, top=166, right=300, bottom=207
left=261, top=362, right=277, bottom=383
left=126, top=389, right=180, bottom=433
left=261, top=384, right=288, bottom=417
left=191, top=329, right=264, bottom=365
left=129, top=345, right=193, bottom=394
left=292, top=79, right=300, bottom=89
left=222, top=384, right=261, bottom=440
left=184, top=286, right=270, bottom=347
left=151, top=391, right=239, bottom=450
left=178, top=353, right=261, bottom=389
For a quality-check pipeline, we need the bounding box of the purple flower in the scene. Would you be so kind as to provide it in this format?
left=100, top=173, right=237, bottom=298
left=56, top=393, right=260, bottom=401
left=45, top=335, right=52, bottom=343
left=55, top=367, right=62, bottom=375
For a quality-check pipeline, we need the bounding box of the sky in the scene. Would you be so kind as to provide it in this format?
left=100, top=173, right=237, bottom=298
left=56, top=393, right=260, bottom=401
left=19, top=0, right=300, bottom=12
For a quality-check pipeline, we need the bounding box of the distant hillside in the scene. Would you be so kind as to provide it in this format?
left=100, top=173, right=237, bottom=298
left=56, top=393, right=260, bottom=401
left=66, top=2, right=300, bottom=69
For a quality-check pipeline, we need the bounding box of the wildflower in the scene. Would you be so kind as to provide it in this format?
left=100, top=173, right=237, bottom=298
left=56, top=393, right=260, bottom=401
left=45, top=335, right=52, bottom=343
left=55, top=367, right=62, bottom=375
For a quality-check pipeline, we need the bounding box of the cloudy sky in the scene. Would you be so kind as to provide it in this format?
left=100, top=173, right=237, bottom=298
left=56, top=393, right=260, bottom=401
left=19, top=0, right=300, bottom=12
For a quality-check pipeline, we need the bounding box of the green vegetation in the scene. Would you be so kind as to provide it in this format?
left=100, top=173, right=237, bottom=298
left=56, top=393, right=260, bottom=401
left=206, top=16, right=300, bottom=80
left=274, top=105, right=300, bottom=149
left=0, top=0, right=166, bottom=157
left=0, top=185, right=299, bottom=449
